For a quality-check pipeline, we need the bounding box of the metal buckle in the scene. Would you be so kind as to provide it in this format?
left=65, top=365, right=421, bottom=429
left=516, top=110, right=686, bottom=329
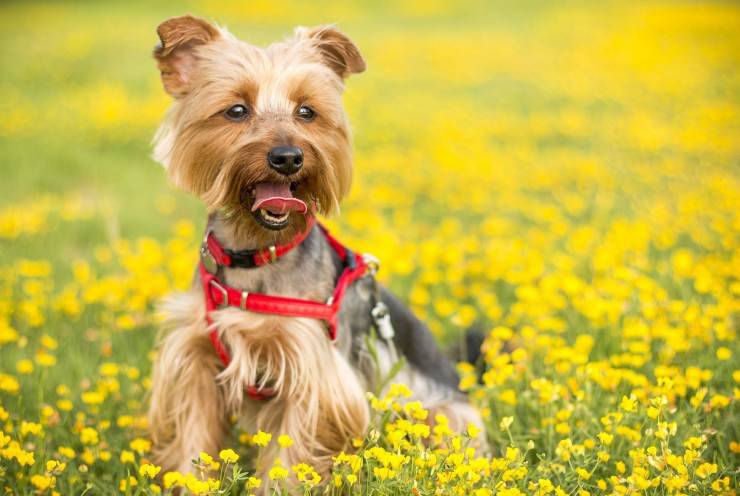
left=268, top=245, right=277, bottom=263
left=240, top=291, right=249, bottom=310
left=371, top=301, right=395, bottom=340
left=208, top=279, right=228, bottom=308
left=362, top=253, right=380, bottom=275
left=200, top=232, right=218, bottom=274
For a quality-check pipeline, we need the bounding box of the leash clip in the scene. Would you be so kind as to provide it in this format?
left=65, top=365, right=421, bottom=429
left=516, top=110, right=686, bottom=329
left=200, top=232, right=218, bottom=274
left=371, top=301, right=394, bottom=340
left=362, top=253, right=381, bottom=276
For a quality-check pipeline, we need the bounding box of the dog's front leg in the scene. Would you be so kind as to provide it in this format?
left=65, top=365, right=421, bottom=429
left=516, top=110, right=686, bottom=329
left=149, top=328, right=229, bottom=474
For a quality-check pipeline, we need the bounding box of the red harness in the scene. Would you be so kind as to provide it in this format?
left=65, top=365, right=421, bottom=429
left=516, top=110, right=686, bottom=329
left=198, top=218, right=372, bottom=400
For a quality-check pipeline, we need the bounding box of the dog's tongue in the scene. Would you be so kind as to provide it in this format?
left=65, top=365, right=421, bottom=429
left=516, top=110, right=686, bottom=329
left=251, top=182, right=308, bottom=214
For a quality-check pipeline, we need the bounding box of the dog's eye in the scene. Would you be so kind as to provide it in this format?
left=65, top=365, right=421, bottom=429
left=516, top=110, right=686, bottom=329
left=296, top=105, right=315, bottom=121
left=224, top=104, right=249, bottom=122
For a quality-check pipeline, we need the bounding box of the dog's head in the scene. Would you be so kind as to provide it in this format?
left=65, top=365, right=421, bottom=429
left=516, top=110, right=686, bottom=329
left=152, top=16, right=364, bottom=240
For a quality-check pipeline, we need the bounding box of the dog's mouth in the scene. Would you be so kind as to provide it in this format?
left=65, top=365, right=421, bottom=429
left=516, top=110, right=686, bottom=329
left=248, top=181, right=308, bottom=230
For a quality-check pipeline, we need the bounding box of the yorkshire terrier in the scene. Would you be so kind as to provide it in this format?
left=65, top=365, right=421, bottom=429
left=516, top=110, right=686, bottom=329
left=148, top=15, right=483, bottom=483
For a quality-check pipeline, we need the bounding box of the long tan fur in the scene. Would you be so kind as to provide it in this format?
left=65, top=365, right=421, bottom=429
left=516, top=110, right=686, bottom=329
left=148, top=14, right=482, bottom=491
left=149, top=289, right=369, bottom=481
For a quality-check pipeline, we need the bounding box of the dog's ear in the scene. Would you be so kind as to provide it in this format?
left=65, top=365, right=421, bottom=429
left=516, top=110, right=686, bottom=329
left=154, top=15, right=220, bottom=97
left=296, top=25, right=366, bottom=79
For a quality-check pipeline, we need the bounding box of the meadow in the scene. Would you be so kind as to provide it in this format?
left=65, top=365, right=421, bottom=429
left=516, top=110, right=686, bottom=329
left=0, top=0, right=738, bottom=494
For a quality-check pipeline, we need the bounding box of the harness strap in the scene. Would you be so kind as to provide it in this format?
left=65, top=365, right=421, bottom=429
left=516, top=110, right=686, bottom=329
left=203, top=217, right=316, bottom=269
left=199, top=223, right=370, bottom=400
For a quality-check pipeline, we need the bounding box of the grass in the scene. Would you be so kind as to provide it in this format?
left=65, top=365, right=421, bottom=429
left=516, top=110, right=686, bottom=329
left=0, top=0, right=739, bottom=494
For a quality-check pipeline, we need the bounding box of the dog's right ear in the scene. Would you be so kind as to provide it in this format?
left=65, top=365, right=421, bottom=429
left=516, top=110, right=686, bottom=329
left=154, top=15, right=220, bottom=98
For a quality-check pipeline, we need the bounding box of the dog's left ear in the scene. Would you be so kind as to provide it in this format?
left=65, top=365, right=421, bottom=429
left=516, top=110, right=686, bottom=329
left=154, top=15, right=220, bottom=97
left=296, top=25, right=366, bottom=79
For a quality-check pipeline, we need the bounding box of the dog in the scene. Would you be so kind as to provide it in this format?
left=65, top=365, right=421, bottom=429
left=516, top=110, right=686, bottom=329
left=147, top=15, right=483, bottom=483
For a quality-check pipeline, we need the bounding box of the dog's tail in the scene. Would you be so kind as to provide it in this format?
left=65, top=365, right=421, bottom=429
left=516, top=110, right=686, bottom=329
left=449, top=324, right=486, bottom=373
left=463, top=326, right=486, bottom=365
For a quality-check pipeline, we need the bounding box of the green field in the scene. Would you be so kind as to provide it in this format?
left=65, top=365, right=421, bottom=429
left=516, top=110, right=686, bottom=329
left=1, top=1, right=738, bottom=494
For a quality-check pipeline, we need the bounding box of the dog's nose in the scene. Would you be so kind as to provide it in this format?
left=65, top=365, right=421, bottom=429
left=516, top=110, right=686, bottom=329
left=267, top=146, right=303, bottom=175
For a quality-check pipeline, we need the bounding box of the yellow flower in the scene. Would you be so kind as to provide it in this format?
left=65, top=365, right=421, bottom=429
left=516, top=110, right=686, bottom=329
left=619, top=395, right=637, bottom=412
left=16, top=359, right=34, bottom=374
left=139, top=463, right=162, bottom=478
left=708, top=394, right=730, bottom=410
left=198, top=451, right=219, bottom=469
left=79, top=427, right=98, bottom=445
left=183, top=474, right=210, bottom=494
left=99, top=362, right=119, bottom=376
left=277, top=434, right=293, bottom=448
left=0, top=373, right=20, bottom=393
left=80, top=449, right=95, bottom=465
left=269, top=464, right=288, bottom=480
left=334, top=452, right=363, bottom=473
left=576, top=467, right=591, bottom=480
left=459, top=374, right=477, bottom=390
left=116, top=415, right=133, bottom=427
left=121, top=476, right=139, bottom=492
left=31, top=474, right=54, bottom=490
left=499, top=416, right=514, bottom=431
left=403, top=401, right=428, bottom=420
left=35, top=350, right=57, bottom=367
left=245, top=476, right=262, bottom=489
left=40, top=334, right=58, bottom=349
left=219, top=448, right=239, bottom=463
left=163, top=471, right=183, bottom=489
left=716, top=347, right=731, bottom=360
left=409, top=423, right=430, bottom=438
left=387, top=383, right=412, bottom=398
left=500, top=388, right=518, bottom=405
left=683, top=436, right=702, bottom=450
left=46, top=459, right=66, bottom=473
left=251, top=430, right=272, bottom=447
left=373, top=466, right=395, bottom=480
left=58, top=446, right=75, bottom=459
left=712, top=477, right=731, bottom=492
left=129, top=438, right=151, bottom=454
left=292, top=463, right=322, bottom=486
left=467, top=423, right=480, bottom=438
left=695, top=462, right=717, bottom=479
left=81, top=391, right=105, bottom=405
left=198, top=451, right=211, bottom=464
left=555, top=422, right=570, bottom=434
left=21, top=421, right=42, bottom=436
